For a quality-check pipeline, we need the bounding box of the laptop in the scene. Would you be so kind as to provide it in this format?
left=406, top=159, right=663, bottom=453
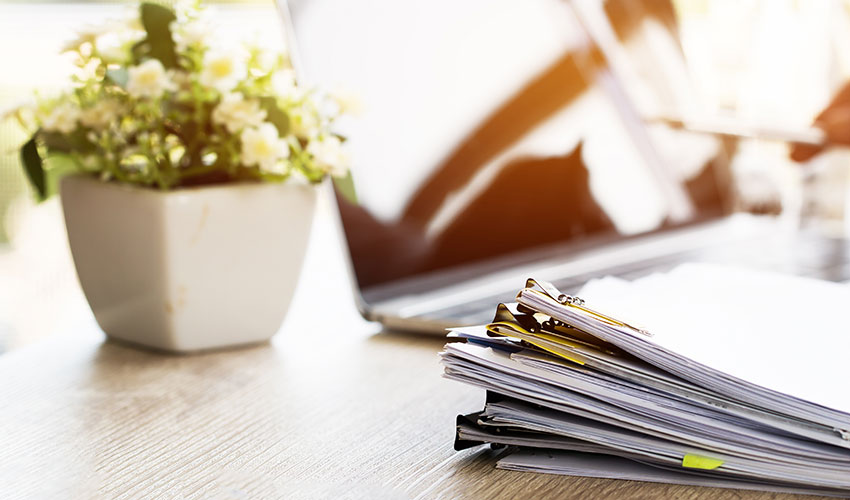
left=277, top=0, right=850, bottom=333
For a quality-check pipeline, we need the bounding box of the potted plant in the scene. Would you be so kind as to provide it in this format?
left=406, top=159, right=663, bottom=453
left=7, top=1, right=349, bottom=352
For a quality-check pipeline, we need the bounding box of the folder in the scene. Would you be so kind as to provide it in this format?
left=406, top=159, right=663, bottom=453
left=440, top=264, right=850, bottom=496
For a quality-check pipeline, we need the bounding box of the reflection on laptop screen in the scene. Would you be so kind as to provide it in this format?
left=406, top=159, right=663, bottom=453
left=284, top=0, right=730, bottom=292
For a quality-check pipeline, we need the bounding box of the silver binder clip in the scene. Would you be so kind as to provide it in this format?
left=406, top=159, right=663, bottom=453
left=523, top=278, right=652, bottom=338
left=523, top=278, right=584, bottom=306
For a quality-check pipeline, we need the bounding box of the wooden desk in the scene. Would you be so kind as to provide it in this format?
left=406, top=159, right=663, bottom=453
left=0, top=203, right=811, bottom=499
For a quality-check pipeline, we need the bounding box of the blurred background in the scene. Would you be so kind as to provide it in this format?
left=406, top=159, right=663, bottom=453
left=3, top=0, right=850, bottom=353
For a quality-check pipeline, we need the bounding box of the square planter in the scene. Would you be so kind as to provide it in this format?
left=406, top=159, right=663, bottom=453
left=60, top=175, right=317, bottom=352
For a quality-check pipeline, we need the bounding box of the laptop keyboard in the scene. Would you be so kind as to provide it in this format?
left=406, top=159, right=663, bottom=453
left=424, top=230, right=850, bottom=326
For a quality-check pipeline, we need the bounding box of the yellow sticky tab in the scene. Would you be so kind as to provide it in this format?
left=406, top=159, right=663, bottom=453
left=682, top=454, right=724, bottom=470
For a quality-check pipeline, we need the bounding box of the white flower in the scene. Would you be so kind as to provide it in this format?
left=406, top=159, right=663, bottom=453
left=127, top=60, right=177, bottom=99
left=212, top=93, right=266, bottom=134
left=174, top=0, right=200, bottom=14
left=316, top=91, right=342, bottom=122
left=200, top=49, right=247, bottom=93
left=80, top=99, right=123, bottom=130
left=252, top=47, right=279, bottom=75
left=271, top=69, right=299, bottom=99
left=171, top=17, right=211, bottom=50
left=331, top=87, right=363, bottom=115
left=94, top=33, right=125, bottom=63
left=290, top=103, right=321, bottom=140
left=63, top=12, right=143, bottom=54
left=307, top=135, right=348, bottom=177
left=61, top=28, right=101, bottom=54
left=62, top=18, right=116, bottom=53
left=41, top=102, right=81, bottom=134
left=94, top=29, right=144, bottom=64
left=240, top=123, right=290, bottom=173
left=174, top=0, right=210, bottom=22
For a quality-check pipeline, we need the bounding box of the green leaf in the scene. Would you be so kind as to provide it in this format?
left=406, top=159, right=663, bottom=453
left=333, top=169, right=357, bottom=204
left=139, top=2, right=178, bottom=68
left=258, top=97, right=290, bottom=136
left=21, top=136, right=47, bottom=201
left=40, top=128, right=96, bottom=154
left=44, top=154, right=82, bottom=199
left=131, top=39, right=147, bottom=65
left=297, top=161, right=325, bottom=183
left=105, top=68, right=129, bottom=87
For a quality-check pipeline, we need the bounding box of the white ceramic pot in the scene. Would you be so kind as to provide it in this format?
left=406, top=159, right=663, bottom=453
left=60, top=175, right=317, bottom=352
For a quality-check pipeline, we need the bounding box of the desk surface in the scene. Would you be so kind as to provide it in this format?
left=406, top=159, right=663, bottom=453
left=0, top=202, right=817, bottom=499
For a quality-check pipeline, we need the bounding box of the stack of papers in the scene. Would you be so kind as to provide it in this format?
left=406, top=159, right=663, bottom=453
left=440, top=264, right=850, bottom=497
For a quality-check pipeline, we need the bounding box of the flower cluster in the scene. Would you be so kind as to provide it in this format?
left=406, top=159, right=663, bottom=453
left=13, top=1, right=348, bottom=199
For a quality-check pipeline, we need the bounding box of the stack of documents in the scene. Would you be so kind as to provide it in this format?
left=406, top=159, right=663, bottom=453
left=440, top=264, right=850, bottom=496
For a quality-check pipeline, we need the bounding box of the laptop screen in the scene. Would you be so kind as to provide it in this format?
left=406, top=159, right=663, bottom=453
left=283, top=0, right=732, bottom=295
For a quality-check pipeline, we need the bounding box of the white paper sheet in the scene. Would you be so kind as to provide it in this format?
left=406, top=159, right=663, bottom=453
left=576, top=264, right=850, bottom=415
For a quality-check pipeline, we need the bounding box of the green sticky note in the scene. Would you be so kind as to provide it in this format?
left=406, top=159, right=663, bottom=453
left=682, top=454, right=724, bottom=470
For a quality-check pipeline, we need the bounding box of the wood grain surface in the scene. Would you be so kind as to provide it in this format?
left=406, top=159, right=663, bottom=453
left=0, top=200, right=823, bottom=499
